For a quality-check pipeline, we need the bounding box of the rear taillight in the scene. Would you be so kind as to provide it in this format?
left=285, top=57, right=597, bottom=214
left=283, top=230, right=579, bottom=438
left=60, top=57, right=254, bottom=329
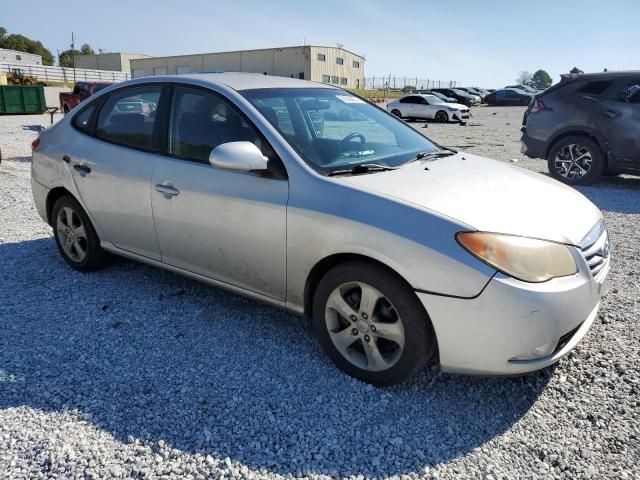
left=31, top=137, right=41, bottom=152
left=530, top=99, right=546, bottom=112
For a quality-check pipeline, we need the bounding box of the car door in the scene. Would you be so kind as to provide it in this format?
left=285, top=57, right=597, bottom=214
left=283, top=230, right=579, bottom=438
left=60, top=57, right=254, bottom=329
left=398, top=96, right=417, bottom=117
left=412, top=96, right=433, bottom=119
left=594, top=79, right=640, bottom=170
left=151, top=85, right=288, bottom=300
left=68, top=85, right=165, bottom=260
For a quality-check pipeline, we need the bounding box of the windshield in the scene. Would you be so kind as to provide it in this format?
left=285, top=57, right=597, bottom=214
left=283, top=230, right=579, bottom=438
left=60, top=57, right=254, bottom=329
left=451, top=89, right=470, bottom=96
left=242, top=88, right=438, bottom=174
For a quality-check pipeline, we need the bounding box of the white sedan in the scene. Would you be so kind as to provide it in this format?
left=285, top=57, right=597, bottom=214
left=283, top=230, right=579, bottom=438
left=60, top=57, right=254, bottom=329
left=387, top=94, right=470, bottom=123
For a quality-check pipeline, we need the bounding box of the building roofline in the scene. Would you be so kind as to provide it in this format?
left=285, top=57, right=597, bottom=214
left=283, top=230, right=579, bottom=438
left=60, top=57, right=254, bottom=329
left=0, top=47, right=42, bottom=56
left=130, top=45, right=365, bottom=62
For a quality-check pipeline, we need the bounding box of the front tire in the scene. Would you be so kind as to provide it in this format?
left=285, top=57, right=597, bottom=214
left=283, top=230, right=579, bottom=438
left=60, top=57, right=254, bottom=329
left=52, top=195, right=108, bottom=272
left=435, top=110, right=448, bottom=123
left=312, top=261, right=436, bottom=386
left=547, top=135, right=605, bottom=186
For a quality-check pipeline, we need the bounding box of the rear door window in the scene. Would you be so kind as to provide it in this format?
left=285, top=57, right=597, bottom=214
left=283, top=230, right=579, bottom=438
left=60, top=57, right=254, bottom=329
left=96, top=86, right=162, bottom=151
left=73, top=103, right=97, bottom=132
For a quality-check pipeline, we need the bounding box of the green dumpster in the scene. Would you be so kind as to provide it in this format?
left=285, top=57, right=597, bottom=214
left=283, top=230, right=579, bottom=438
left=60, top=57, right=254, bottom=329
left=0, top=85, right=47, bottom=114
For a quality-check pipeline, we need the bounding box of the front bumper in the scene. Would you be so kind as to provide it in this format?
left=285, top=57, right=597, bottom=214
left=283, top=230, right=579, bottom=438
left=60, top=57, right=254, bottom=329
left=451, top=110, right=470, bottom=122
left=418, top=245, right=608, bottom=375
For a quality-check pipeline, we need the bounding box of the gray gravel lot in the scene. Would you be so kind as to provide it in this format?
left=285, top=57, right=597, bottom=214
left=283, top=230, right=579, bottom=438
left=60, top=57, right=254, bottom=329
left=0, top=107, right=638, bottom=479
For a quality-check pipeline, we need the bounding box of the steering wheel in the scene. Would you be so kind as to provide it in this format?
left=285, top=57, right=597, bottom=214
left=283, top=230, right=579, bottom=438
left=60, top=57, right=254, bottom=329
left=341, top=132, right=366, bottom=145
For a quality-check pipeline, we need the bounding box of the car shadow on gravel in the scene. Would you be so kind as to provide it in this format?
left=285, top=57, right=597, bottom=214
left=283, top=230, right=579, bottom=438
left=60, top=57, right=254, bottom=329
left=577, top=178, right=640, bottom=215
left=0, top=237, right=552, bottom=478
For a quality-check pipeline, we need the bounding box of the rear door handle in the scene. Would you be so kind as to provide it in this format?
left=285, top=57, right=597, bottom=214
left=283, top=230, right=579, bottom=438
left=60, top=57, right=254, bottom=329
left=604, top=110, right=619, bottom=118
left=73, top=164, right=91, bottom=175
left=155, top=183, right=180, bottom=197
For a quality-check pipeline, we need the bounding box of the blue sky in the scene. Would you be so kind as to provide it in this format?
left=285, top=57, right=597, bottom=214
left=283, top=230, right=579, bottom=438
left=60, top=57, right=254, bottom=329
left=3, top=0, right=639, bottom=87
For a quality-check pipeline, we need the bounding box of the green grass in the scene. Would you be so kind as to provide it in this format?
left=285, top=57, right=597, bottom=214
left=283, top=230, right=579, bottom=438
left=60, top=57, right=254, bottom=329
left=347, top=88, right=404, bottom=100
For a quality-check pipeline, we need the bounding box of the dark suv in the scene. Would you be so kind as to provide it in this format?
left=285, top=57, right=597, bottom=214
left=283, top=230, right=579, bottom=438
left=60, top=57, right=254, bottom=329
left=521, top=71, right=640, bottom=185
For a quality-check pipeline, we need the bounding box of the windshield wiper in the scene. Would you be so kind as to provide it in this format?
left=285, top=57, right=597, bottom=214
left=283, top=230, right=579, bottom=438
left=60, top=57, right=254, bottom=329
left=327, top=163, right=398, bottom=176
left=403, top=148, right=457, bottom=165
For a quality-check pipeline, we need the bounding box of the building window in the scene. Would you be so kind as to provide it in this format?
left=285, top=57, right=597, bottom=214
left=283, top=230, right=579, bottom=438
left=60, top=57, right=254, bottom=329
left=16, top=54, right=22, bottom=61
left=340, top=78, right=347, bottom=85
left=352, top=60, right=360, bottom=68
left=317, top=53, right=326, bottom=62
left=336, top=57, right=344, bottom=65
left=331, top=76, right=339, bottom=84
left=322, top=75, right=330, bottom=83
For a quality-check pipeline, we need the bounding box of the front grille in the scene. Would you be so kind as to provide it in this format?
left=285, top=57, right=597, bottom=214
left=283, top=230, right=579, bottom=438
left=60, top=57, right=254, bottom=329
left=580, top=223, right=610, bottom=280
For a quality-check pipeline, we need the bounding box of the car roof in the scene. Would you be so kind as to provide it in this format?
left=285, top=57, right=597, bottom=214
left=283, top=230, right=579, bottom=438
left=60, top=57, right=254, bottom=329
left=561, top=70, right=640, bottom=81
left=127, top=72, right=339, bottom=91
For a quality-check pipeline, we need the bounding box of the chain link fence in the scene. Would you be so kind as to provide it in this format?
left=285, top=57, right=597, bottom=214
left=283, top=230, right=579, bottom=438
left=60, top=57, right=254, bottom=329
left=365, top=76, right=459, bottom=91
left=1, top=63, right=130, bottom=85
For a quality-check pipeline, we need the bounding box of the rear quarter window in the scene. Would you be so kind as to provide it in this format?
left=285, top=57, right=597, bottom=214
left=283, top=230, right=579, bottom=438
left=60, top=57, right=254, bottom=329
left=577, top=80, right=613, bottom=96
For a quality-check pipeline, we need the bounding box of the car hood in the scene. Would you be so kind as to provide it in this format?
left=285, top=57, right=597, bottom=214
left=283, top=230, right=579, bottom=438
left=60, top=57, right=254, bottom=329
left=337, top=153, right=602, bottom=245
left=443, top=103, right=468, bottom=110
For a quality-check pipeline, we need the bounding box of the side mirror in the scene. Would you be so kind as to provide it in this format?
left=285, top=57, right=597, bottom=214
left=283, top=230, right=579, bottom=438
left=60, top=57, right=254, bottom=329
left=209, top=141, right=269, bottom=172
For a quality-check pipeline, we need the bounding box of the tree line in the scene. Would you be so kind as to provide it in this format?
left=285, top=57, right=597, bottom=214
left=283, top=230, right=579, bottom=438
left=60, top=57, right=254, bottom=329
left=1, top=26, right=97, bottom=67
left=516, top=69, right=553, bottom=89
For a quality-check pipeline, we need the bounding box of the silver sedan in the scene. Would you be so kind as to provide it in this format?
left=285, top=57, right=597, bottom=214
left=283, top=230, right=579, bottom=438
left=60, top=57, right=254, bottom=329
left=31, top=73, right=610, bottom=385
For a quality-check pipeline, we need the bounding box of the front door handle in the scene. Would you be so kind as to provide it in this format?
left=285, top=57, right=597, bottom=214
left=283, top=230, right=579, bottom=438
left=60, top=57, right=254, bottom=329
left=155, top=183, right=180, bottom=198
left=604, top=109, right=619, bottom=119
left=73, top=164, right=91, bottom=175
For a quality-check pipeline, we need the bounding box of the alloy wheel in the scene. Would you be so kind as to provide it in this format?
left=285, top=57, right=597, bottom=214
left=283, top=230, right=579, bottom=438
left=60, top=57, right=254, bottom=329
left=435, top=111, right=448, bottom=122
left=324, top=281, right=405, bottom=372
left=56, top=206, right=88, bottom=263
left=554, top=144, right=593, bottom=179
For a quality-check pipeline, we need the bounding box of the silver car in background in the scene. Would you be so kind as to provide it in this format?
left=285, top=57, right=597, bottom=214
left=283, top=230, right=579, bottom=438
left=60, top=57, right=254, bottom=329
left=31, top=73, right=610, bottom=385
left=387, top=94, right=470, bottom=123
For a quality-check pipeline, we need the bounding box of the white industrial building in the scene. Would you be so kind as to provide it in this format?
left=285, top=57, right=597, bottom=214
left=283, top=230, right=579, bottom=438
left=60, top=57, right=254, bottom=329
left=130, top=46, right=365, bottom=88
left=75, top=52, right=152, bottom=75
left=0, top=48, right=42, bottom=65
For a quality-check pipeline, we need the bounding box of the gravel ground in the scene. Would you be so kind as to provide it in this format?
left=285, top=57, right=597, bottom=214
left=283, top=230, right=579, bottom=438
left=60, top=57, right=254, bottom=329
left=0, top=108, right=638, bottom=479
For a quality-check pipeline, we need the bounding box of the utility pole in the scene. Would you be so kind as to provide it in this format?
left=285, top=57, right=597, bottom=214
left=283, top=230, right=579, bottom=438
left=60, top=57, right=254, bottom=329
left=71, top=32, right=76, bottom=84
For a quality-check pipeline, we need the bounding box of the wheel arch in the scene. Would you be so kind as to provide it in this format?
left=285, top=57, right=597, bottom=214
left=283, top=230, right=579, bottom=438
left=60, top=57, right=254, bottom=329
left=303, top=252, right=419, bottom=319
left=435, top=109, right=448, bottom=121
left=545, top=129, right=606, bottom=162
left=46, top=186, right=75, bottom=226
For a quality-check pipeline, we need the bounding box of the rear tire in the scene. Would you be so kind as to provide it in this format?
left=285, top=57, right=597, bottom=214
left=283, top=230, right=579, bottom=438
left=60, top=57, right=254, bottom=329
left=312, top=261, right=436, bottom=386
left=52, top=195, right=108, bottom=272
left=547, top=135, right=605, bottom=186
left=391, top=109, right=402, bottom=118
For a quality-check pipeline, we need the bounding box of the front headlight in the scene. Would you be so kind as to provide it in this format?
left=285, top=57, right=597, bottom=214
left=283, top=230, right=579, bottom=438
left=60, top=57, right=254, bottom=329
left=456, top=232, right=577, bottom=283
left=447, top=107, right=459, bottom=111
